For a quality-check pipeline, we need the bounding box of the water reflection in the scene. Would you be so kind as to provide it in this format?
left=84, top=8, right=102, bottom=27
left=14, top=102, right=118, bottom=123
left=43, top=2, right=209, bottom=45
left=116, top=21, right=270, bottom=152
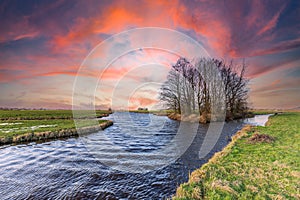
left=243, top=114, right=272, bottom=126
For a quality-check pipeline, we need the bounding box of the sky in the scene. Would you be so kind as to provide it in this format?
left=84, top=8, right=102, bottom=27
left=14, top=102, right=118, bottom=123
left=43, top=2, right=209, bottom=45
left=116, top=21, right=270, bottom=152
left=0, top=0, right=299, bottom=110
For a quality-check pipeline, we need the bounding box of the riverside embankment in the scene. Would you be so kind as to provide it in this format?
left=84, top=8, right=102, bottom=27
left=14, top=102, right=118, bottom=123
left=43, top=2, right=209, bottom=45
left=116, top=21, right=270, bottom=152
left=0, top=110, right=113, bottom=145
left=0, top=120, right=113, bottom=145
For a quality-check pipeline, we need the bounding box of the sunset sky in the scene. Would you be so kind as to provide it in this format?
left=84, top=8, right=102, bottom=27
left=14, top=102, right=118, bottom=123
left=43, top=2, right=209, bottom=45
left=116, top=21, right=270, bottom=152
left=0, top=0, right=299, bottom=110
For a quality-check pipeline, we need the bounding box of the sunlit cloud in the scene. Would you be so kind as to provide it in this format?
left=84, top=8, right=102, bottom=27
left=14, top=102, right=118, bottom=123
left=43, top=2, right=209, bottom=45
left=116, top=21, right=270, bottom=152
left=0, top=0, right=299, bottom=109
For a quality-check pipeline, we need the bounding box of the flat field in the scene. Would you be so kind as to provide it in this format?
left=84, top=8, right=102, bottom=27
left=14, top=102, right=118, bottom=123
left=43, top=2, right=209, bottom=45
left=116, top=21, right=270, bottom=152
left=0, top=110, right=111, bottom=144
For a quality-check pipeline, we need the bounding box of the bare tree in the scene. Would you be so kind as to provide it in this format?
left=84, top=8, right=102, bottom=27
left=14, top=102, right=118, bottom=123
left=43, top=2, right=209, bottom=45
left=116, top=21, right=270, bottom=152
left=160, top=68, right=182, bottom=113
left=216, top=60, right=249, bottom=119
left=160, top=57, right=249, bottom=122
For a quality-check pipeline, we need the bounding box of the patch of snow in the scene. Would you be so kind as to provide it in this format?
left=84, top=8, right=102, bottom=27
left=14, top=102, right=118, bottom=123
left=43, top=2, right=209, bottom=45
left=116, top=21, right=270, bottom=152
left=29, top=125, right=57, bottom=130
left=0, top=124, right=57, bottom=133
left=0, top=123, right=23, bottom=126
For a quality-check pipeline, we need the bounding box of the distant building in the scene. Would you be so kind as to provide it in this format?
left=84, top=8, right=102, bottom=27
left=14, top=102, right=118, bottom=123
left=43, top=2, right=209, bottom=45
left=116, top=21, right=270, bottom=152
left=137, top=107, right=148, bottom=111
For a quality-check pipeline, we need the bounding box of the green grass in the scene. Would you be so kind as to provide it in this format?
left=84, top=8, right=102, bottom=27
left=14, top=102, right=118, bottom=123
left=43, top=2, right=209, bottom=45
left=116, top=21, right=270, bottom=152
left=0, top=119, right=107, bottom=138
left=174, top=112, right=300, bottom=199
left=129, top=109, right=173, bottom=115
left=152, top=109, right=174, bottom=114
left=129, top=110, right=150, bottom=113
left=0, top=110, right=112, bottom=142
left=250, top=109, right=285, bottom=115
left=0, top=110, right=111, bottom=120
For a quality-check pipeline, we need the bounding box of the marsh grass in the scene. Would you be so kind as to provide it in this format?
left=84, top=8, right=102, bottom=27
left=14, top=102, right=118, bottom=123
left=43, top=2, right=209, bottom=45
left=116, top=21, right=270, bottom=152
left=174, top=112, right=300, bottom=199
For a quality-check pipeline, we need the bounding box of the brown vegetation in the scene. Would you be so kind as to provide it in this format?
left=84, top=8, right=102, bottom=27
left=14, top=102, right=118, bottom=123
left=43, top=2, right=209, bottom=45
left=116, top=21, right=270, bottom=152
left=248, top=133, right=275, bottom=143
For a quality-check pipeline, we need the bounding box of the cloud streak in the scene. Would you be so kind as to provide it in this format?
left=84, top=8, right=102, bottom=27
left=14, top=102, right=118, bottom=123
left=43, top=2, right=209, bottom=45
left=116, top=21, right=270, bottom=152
left=0, top=0, right=299, bottom=109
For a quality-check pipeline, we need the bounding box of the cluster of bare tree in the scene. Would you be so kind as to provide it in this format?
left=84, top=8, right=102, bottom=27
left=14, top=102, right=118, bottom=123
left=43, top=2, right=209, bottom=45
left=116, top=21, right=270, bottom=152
left=160, top=57, right=249, bottom=121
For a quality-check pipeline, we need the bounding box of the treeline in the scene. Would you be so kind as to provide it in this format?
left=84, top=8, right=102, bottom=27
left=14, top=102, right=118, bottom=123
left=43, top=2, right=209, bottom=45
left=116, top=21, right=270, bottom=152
left=159, top=57, right=249, bottom=121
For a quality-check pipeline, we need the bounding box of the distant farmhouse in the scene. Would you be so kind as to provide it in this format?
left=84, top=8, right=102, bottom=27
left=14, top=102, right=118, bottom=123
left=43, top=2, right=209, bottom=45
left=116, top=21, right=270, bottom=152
left=137, top=107, right=148, bottom=111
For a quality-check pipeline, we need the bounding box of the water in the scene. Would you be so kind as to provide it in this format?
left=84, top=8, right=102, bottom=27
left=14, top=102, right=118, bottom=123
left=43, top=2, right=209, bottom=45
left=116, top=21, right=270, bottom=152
left=243, top=114, right=272, bottom=126
left=0, top=113, right=269, bottom=199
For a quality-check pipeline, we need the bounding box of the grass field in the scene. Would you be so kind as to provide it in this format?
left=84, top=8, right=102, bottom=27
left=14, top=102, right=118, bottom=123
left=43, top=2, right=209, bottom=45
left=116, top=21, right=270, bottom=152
left=0, top=119, right=107, bottom=138
left=0, top=110, right=112, bottom=144
left=0, top=110, right=111, bottom=120
left=174, top=112, right=300, bottom=199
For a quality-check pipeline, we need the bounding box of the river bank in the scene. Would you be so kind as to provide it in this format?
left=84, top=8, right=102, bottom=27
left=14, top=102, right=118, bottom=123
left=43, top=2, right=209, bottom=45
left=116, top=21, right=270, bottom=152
left=0, top=120, right=113, bottom=145
left=0, top=110, right=114, bottom=146
left=129, top=109, right=173, bottom=116
left=173, top=112, right=300, bottom=199
left=168, top=112, right=255, bottom=124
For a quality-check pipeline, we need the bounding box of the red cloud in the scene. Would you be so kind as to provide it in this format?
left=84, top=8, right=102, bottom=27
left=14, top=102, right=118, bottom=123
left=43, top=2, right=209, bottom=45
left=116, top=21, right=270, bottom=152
left=271, top=79, right=281, bottom=86
left=50, top=1, right=180, bottom=49
left=45, top=0, right=298, bottom=77
left=246, top=56, right=300, bottom=78
left=49, top=0, right=292, bottom=61
left=257, top=6, right=284, bottom=36
left=41, top=71, right=78, bottom=77
left=252, top=77, right=299, bottom=95
left=100, top=67, right=132, bottom=80
left=1, top=0, right=299, bottom=110
left=250, top=38, right=300, bottom=57
left=13, top=31, right=40, bottom=41
left=129, top=97, right=159, bottom=107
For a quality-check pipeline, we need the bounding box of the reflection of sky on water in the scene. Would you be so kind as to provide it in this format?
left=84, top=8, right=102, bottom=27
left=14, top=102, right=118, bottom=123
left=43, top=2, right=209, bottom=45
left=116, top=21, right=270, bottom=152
left=244, top=114, right=273, bottom=126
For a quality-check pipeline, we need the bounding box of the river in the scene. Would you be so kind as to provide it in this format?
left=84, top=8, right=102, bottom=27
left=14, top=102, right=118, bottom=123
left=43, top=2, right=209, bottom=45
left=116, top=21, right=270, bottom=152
left=0, top=112, right=270, bottom=199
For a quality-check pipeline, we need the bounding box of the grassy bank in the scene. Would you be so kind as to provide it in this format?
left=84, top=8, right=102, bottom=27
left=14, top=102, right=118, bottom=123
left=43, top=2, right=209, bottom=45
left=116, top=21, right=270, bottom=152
left=0, top=119, right=109, bottom=138
left=174, top=112, right=300, bottom=199
left=0, top=110, right=113, bottom=145
left=129, top=109, right=173, bottom=115
left=250, top=109, right=278, bottom=115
